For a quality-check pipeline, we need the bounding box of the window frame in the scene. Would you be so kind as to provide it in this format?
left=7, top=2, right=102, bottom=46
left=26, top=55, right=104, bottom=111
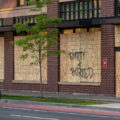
left=60, top=0, right=101, bottom=21
left=17, top=0, right=25, bottom=7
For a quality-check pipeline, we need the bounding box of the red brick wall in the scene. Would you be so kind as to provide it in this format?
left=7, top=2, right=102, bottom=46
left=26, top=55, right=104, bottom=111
left=11, top=83, right=49, bottom=91
left=3, top=32, right=49, bottom=91
left=0, top=0, right=17, bottom=9
left=100, top=0, right=115, bottom=95
left=3, top=18, right=14, bottom=26
left=59, top=25, right=115, bottom=96
left=47, top=0, right=59, bottom=18
left=58, top=0, right=116, bottom=96
left=0, top=83, right=4, bottom=90
left=0, top=0, right=116, bottom=96
left=47, top=0, right=59, bottom=92
left=59, top=85, right=102, bottom=94
left=101, top=0, right=115, bottom=17
left=101, top=25, right=115, bottom=95
left=4, top=32, right=14, bottom=90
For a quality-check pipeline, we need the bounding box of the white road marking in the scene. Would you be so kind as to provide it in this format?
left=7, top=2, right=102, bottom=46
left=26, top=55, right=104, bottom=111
left=2, top=107, right=13, bottom=109
left=10, top=114, right=60, bottom=120
left=34, top=109, right=46, bottom=112
left=3, top=107, right=32, bottom=111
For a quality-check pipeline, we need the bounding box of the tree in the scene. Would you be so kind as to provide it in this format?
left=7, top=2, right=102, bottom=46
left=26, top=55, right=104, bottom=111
left=12, top=0, right=64, bottom=97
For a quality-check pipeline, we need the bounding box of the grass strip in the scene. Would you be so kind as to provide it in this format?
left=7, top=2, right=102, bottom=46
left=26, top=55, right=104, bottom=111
left=2, top=95, right=106, bottom=105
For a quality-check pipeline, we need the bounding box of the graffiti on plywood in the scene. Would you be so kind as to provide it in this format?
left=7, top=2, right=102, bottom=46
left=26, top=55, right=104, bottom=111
left=69, top=51, right=93, bottom=79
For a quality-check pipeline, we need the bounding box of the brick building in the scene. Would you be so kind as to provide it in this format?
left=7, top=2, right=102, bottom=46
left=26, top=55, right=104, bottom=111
left=0, top=0, right=120, bottom=97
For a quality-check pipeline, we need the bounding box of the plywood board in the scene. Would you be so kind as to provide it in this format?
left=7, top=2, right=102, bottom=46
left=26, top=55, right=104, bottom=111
left=0, top=37, right=4, bottom=80
left=60, top=31, right=101, bottom=83
left=14, top=36, right=47, bottom=83
left=116, top=52, right=120, bottom=97
left=115, top=25, right=120, bottom=47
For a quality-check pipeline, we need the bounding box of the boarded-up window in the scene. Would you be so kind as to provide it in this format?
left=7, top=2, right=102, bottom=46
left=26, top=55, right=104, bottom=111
left=14, top=36, right=47, bottom=83
left=60, top=30, right=101, bottom=83
left=115, top=25, right=120, bottom=47
left=17, top=0, right=25, bottom=6
left=76, top=28, right=87, bottom=33
left=0, top=37, right=4, bottom=80
left=20, top=0, right=25, bottom=5
left=63, top=29, right=73, bottom=34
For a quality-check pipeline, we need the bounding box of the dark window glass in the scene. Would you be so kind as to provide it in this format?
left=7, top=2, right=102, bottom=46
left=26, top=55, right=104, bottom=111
left=116, top=0, right=120, bottom=16
left=118, top=0, right=120, bottom=5
left=17, top=0, right=25, bottom=6
left=0, top=19, right=3, bottom=26
left=14, top=16, right=37, bottom=25
left=75, top=2, right=78, bottom=19
left=60, top=0, right=101, bottom=20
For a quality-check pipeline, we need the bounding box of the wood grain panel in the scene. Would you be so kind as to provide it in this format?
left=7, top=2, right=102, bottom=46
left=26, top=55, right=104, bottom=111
left=0, top=37, right=4, bottom=80
left=116, top=52, right=120, bottom=97
left=14, top=36, right=47, bottom=83
left=60, top=31, right=101, bottom=83
left=115, top=25, right=120, bottom=47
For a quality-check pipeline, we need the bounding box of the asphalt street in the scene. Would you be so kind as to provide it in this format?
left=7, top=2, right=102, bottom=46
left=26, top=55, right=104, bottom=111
left=0, top=106, right=120, bottom=120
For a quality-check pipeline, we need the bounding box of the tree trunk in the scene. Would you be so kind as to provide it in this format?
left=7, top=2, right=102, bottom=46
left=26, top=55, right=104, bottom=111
left=39, top=47, right=43, bottom=98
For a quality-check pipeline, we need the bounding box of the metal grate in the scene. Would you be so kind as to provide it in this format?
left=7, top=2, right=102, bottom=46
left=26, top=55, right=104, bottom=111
left=115, top=0, right=120, bottom=16
left=14, top=15, right=37, bottom=24
left=17, top=0, right=25, bottom=6
left=60, top=0, right=101, bottom=21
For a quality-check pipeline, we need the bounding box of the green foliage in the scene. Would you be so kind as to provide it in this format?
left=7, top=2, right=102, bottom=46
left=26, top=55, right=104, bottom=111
left=13, top=0, right=63, bottom=65
left=27, top=0, right=52, bottom=11
left=2, top=95, right=106, bottom=105
left=12, top=0, right=64, bottom=97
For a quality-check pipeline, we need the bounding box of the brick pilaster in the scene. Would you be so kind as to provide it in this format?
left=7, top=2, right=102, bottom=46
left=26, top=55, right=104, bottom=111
left=101, top=0, right=115, bottom=17
left=3, top=18, right=14, bottom=26
left=47, top=0, right=59, bottom=92
left=0, top=0, right=17, bottom=9
left=47, top=0, right=59, bottom=18
left=101, top=24, right=115, bottom=95
left=4, top=31, right=14, bottom=90
left=100, top=0, right=115, bottom=95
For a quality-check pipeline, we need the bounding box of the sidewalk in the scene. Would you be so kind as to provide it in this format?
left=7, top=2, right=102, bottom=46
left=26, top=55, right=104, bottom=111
left=2, top=90, right=120, bottom=102
left=1, top=90, right=120, bottom=113
left=0, top=99, right=120, bottom=112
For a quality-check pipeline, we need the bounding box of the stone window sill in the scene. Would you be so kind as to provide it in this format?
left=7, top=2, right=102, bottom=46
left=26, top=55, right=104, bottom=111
left=58, top=82, right=101, bottom=86
left=12, top=80, right=47, bottom=84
